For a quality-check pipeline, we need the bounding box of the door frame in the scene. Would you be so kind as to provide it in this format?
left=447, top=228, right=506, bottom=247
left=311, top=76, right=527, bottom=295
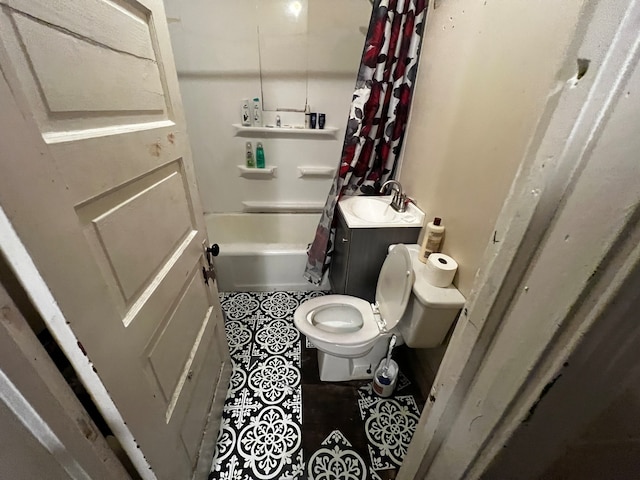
left=0, top=268, right=131, bottom=479
left=399, top=0, right=640, bottom=478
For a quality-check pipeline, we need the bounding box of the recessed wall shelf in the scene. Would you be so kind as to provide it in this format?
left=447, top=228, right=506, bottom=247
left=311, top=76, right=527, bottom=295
left=297, top=166, right=336, bottom=178
left=237, top=165, right=277, bottom=178
left=232, top=124, right=339, bottom=138
left=242, top=201, right=325, bottom=213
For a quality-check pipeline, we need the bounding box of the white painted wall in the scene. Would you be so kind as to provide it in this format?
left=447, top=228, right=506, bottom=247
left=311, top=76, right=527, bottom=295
left=398, top=0, right=588, bottom=397
left=400, top=0, right=587, bottom=297
left=164, top=0, right=370, bottom=217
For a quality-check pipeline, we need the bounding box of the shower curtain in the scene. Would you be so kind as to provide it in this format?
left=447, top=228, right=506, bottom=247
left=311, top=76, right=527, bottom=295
left=304, top=0, right=427, bottom=285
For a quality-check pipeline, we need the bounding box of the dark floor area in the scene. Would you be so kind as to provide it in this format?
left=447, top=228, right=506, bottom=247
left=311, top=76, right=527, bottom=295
left=301, top=339, right=425, bottom=480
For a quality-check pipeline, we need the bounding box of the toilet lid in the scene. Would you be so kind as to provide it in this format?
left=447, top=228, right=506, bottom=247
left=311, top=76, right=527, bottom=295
left=376, top=244, right=414, bottom=330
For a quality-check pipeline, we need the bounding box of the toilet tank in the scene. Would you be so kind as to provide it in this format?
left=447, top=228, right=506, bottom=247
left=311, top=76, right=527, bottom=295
left=394, top=244, right=466, bottom=348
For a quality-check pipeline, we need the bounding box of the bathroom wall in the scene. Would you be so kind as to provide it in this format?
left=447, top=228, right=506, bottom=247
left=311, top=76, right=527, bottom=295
left=399, top=0, right=586, bottom=391
left=400, top=0, right=587, bottom=297
left=163, top=0, right=369, bottom=215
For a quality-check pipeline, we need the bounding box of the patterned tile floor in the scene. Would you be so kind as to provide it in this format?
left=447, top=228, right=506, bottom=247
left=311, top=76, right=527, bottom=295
left=209, top=291, right=424, bottom=480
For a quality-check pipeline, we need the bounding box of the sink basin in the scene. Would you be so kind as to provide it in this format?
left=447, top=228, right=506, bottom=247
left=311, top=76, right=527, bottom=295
left=338, top=195, right=424, bottom=228
left=350, top=197, right=399, bottom=222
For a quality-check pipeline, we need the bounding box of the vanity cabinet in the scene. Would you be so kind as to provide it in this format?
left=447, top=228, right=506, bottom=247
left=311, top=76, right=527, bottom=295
left=329, top=207, right=421, bottom=303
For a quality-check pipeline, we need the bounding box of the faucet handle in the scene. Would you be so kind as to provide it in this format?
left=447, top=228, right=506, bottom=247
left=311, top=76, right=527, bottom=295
left=397, top=194, right=414, bottom=213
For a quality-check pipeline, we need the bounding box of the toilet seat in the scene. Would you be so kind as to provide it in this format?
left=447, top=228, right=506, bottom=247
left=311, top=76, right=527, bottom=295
left=295, top=295, right=379, bottom=347
left=294, top=244, right=414, bottom=356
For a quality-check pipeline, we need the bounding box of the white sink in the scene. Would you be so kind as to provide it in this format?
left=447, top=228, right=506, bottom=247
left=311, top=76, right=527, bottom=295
left=351, top=197, right=399, bottom=222
left=338, top=195, right=424, bottom=228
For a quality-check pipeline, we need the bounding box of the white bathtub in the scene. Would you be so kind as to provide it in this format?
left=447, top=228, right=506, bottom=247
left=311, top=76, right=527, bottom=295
left=205, top=213, right=330, bottom=292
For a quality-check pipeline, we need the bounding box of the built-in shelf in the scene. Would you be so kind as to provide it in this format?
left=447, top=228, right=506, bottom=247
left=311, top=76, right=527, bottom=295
left=242, top=201, right=324, bottom=213
left=297, top=166, right=336, bottom=178
left=232, top=124, right=339, bottom=138
left=237, top=165, right=277, bottom=178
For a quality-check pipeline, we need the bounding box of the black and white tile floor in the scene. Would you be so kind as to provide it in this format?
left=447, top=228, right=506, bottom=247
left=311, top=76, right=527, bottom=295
left=358, top=385, right=421, bottom=472
left=210, top=291, right=423, bottom=480
left=307, top=430, right=382, bottom=480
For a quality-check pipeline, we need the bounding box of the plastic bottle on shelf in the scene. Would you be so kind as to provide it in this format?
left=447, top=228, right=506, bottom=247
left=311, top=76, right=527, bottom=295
left=241, top=99, right=251, bottom=126
left=252, top=97, right=262, bottom=127
left=245, top=142, right=255, bottom=168
left=418, top=217, right=445, bottom=263
left=304, top=104, right=311, bottom=129
left=256, top=142, right=265, bottom=168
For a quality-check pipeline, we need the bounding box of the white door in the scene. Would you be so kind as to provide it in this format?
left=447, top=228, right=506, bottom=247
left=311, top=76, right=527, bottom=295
left=0, top=1, right=230, bottom=479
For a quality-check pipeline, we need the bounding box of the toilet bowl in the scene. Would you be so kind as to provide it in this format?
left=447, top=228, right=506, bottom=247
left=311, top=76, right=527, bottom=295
left=294, top=244, right=414, bottom=381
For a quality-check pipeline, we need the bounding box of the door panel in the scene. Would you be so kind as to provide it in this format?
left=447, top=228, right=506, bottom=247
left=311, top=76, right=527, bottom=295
left=3, top=0, right=155, bottom=59
left=170, top=318, right=223, bottom=456
left=181, top=336, right=224, bottom=462
left=0, top=0, right=230, bottom=478
left=0, top=0, right=167, bottom=133
left=148, top=271, right=211, bottom=404
left=15, top=13, right=165, bottom=112
left=91, top=171, right=193, bottom=302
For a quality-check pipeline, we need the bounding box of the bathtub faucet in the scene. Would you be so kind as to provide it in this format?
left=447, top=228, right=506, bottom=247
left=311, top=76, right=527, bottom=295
left=379, top=180, right=407, bottom=213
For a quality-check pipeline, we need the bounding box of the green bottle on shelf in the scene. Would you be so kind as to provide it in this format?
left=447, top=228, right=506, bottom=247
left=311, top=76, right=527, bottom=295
left=245, top=142, right=255, bottom=168
left=256, top=142, right=265, bottom=169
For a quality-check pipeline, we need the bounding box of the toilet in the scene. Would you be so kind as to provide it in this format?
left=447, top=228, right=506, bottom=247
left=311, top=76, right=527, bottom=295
left=294, top=244, right=465, bottom=382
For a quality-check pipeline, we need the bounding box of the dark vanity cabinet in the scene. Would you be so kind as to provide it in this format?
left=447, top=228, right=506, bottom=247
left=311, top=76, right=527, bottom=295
left=329, top=207, right=421, bottom=303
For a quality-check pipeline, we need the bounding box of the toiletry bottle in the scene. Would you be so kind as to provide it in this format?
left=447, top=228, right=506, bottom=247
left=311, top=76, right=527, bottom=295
left=318, top=113, right=326, bottom=130
left=241, top=99, right=251, bottom=126
left=419, top=217, right=445, bottom=263
left=245, top=142, right=255, bottom=168
left=252, top=97, right=262, bottom=127
left=304, top=104, right=311, bottom=129
left=256, top=142, right=265, bottom=169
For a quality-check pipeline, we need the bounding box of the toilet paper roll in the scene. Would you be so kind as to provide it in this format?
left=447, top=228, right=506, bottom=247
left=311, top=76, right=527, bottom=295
left=424, top=253, right=458, bottom=287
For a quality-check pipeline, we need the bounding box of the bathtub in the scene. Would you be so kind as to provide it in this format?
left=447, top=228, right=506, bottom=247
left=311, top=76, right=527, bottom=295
left=205, top=213, right=330, bottom=292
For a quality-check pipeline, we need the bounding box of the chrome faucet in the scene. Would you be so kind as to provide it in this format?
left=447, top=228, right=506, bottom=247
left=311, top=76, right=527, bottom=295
left=379, top=180, right=407, bottom=212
